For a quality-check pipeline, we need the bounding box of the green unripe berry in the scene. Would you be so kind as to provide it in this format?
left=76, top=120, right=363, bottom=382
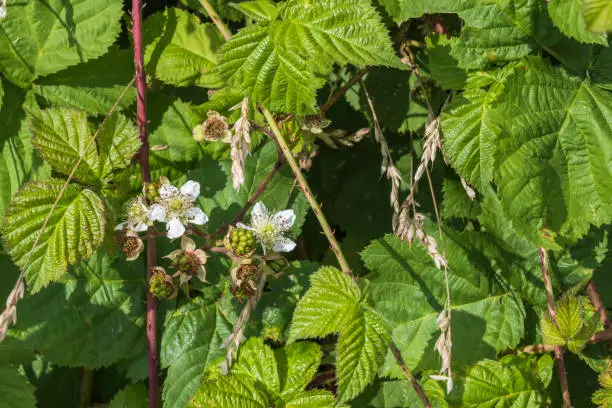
left=231, top=228, right=257, bottom=255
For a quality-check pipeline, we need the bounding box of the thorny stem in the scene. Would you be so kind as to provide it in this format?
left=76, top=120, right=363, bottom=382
left=198, top=0, right=232, bottom=40
left=391, top=343, right=433, bottom=408
left=132, top=0, right=159, bottom=406
left=0, top=77, right=135, bottom=342
left=587, top=279, right=610, bottom=328
left=320, top=68, right=369, bottom=113
left=261, top=106, right=432, bottom=408
left=261, top=107, right=353, bottom=276
left=540, top=248, right=571, bottom=408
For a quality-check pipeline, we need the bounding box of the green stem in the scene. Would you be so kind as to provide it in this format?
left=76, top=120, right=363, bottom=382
left=198, top=0, right=232, bottom=40
left=261, top=107, right=352, bottom=276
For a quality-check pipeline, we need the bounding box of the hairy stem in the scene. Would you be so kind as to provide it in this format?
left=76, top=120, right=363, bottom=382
left=261, top=106, right=432, bottom=407
left=587, top=279, right=610, bottom=328
left=320, top=68, right=369, bottom=113
left=540, top=248, right=571, bottom=408
left=132, top=1, right=159, bottom=407
left=198, top=0, right=232, bottom=40
left=261, top=107, right=352, bottom=276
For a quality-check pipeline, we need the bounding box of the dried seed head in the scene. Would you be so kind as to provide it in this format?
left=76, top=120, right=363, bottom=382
left=122, top=230, right=144, bottom=261
left=196, top=111, right=231, bottom=142
left=231, top=263, right=259, bottom=300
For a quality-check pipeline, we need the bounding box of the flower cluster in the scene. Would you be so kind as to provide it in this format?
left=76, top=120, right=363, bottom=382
left=148, top=180, right=208, bottom=239
left=115, top=178, right=208, bottom=262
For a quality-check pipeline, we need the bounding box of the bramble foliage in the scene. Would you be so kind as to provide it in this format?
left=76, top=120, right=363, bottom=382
left=0, top=0, right=611, bottom=407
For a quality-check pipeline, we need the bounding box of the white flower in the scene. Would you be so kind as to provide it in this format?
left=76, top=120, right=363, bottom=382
left=115, top=196, right=149, bottom=233
left=148, top=180, right=208, bottom=239
left=237, top=201, right=296, bottom=254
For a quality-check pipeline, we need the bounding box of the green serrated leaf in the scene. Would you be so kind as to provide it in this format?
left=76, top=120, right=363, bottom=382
left=0, top=83, right=50, bottom=217
left=448, top=355, right=550, bottom=407
left=0, top=367, right=37, bottom=408
left=218, top=24, right=320, bottom=115
left=540, top=314, right=566, bottom=346
left=233, top=337, right=280, bottom=394
left=2, top=179, right=106, bottom=291
left=361, top=233, right=525, bottom=375
left=33, top=47, right=137, bottom=114
left=30, top=109, right=139, bottom=184
left=288, top=266, right=361, bottom=342
left=442, top=88, right=500, bottom=192
left=450, top=0, right=560, bottom=69
left=336, top=309, right=391, bottom=402
left=276, top=342, right=322, bottom=396
left=426, top=34, right=468, bottom=91
left=274, top=0, right=403, bottom=71
left=232, top=0, right=279, bottom=21
left=556, top=297, right=585, bottom=338
left=161, top=287, right=234, bottom=408
left=284, top=390, right=338, bottom=408
left=190, top=374, right=271, bottom=407
left=108, top=384, right=148, bottom=408
left=376, top=0, right=458, bottom=22
left=549, top=0, right=608, bottom=44
left=0, top=0, right=123, bottom=87
left=11, top=253, right=145, bottom=368
left=144, top=8, right=224, bottom=88
left=583, top=0, right=612, bottom=32
left=190, top=338, right=334, bottom=408
left=492, top=57, right=612, bottom=244
left=441, top=178, right=481, bottom=221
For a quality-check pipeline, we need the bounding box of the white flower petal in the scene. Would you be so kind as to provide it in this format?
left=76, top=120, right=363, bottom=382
left=133, top=222, right=149, bottom=232
left=136, top=196, right=148, bottom=210
left=272, top=237, right=296, bottom=253
left=186, top=207, right=208, bottom=225
left=272, top=209, right=295, bottom=231
left=159, top=183, right=179, bottom=199
left=180, top=180, right=200, bottom=201
left=114, top=222, right=126, bottom=231
left=181, top=236, right=196, bottom=252
left=196, top=266, right=207, bottom=282
left=179, top=273, right=191, bottom=286
left=148, top=204, right=166, bottom=222
left=251, top=201, right=268, bottom=225
left=166, top=218, right=186, bottom=239
left=236, top=222, right=253, bottom=231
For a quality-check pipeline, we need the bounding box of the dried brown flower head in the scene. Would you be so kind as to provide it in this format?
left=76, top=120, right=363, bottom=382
left=194, top=111, right=231, bottom=142
left=121, top=230, right=144, bottom=261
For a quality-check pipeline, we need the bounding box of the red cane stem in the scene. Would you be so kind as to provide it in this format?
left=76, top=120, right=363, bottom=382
left=131, top=1, right=159, bottom=407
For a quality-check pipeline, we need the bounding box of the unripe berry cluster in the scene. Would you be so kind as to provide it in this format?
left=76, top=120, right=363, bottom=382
left=149, top=271, right=174, bottom=300
left=231, top=228, right=256, bottom=255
